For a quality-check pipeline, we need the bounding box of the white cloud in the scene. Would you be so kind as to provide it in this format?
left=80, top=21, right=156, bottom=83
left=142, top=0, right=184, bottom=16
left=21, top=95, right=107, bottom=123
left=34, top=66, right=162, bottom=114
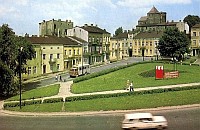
left=117, top=0, right=192, bottom=8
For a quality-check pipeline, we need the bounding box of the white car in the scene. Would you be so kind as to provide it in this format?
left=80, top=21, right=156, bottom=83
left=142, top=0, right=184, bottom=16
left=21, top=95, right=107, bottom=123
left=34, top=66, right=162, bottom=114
left=122, top=113, right=168, bottom=130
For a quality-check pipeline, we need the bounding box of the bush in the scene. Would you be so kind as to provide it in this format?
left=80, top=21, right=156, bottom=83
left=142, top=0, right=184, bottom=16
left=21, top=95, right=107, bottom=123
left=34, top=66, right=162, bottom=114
left=3, top=99, right=42, bottom=108
left=65, top=85, right=200, bottom=102
left=43, top=97, right=63, bottom=103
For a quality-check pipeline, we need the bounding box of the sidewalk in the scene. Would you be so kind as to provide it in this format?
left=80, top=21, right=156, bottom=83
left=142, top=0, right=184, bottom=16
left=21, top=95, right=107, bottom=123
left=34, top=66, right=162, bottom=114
left=1, top=81, right=200, bottom=116
left=4, top=81, right=200, bottom=103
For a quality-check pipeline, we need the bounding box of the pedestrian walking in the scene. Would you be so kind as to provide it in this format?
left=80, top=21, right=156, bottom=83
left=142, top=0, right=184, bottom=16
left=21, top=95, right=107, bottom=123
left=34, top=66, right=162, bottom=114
left=130, top=81, right=134, bottom=92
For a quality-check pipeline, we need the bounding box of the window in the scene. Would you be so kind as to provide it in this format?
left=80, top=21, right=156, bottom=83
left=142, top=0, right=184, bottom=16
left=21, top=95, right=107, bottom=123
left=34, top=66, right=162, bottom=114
left=122, top=43, right=124, bottom=47
left=28, top=67, right=31, bottom=75
left=193, top=40, right=196, bottom=46
left=69, top=50, right=71, bottom=55
left=57, top=64, right=60, bottom=70
left=51, top=47, right=53, bottom=49
left=50, top=54, right=53, bottom=59
left=43, top=54, right=46, bottom=60
left=125, top=43, right=128, bottom=47
left=193, top=32, right=197, bottom=36
left=34, top=51, right=37, bottom=58
left=57, top=54, right=60, bottom=59
left=33, top=66, right=37, bottom=74
left=89, top=37, right=91, bottom=42
left=150, top=42, right=152, bottom=46
left=73, top=50, right=76, bottom=55
left=130, top=43, right=132, bottom=47
left=57, top=47, right=59, bottom=49
left=135, top=42, right=137, bottom=46
left=43, top=47, right=45, bottom=49
left=65, top=50, right=67, bottom=55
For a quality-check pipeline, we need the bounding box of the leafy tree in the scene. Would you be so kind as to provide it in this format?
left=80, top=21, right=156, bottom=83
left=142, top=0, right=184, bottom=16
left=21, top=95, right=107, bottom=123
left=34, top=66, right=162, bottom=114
left=157, top=27, right=190, bottom=61
left=114, top=27, right=123, bottom=36
left=183, top=15, right=200, bottom=31
left=0, top=24, right=35, bottom=97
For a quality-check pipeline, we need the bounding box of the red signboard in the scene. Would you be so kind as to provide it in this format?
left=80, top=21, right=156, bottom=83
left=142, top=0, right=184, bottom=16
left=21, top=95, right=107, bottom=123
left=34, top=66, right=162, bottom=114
left=155, top=66, right=164, bottom=79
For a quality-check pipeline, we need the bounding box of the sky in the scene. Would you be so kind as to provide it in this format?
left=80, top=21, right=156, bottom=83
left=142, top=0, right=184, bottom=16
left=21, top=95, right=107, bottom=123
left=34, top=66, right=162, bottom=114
left=0, top=0, right=200, bottom=36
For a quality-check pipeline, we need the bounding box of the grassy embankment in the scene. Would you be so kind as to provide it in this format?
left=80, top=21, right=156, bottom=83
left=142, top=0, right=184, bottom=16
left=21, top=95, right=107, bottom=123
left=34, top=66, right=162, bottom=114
left=72, top=63, right=200, bottom=93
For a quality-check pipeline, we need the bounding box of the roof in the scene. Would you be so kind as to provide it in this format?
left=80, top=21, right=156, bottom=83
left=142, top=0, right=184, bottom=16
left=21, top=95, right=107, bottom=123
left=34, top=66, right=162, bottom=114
left=81, top=25, right=110, bottom=34
left=148, top=6, right=159, bottom=14
left=134, top=31, right=163, bottom=39
left=125, top=113, right=153, bottom=119
left=138, top=16, right=147, bottom=22
left=192, top=23, right=200, bottom=28
left=26, top=36, right=82, bottom=46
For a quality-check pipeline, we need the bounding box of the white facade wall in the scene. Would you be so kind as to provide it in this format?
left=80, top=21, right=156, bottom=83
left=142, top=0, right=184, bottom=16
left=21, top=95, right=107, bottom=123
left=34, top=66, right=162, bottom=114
left=67, top=27, right=88, bottom=42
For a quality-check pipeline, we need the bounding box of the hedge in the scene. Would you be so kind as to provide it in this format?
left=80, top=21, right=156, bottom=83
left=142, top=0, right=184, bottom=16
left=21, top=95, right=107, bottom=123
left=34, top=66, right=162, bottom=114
left=43, top=97, right=64, bottom=103
left=65, top=85, right=200, bottom=102
left=3, top=99, right=42, bottom=108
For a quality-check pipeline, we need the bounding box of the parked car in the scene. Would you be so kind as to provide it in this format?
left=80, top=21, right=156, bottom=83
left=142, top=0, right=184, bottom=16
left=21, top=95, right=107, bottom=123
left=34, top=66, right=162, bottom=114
left=122, top=113, right=168, bottom=130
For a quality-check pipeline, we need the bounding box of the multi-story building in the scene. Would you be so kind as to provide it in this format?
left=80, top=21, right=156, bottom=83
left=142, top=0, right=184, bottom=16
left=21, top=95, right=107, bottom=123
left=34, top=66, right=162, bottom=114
left=136, top=6, right=189, bottom=34
left=22, top=44, right=42, bottom=80
left=27, top=36, right=64, bottom=74
left=132, top=31, right=163, bottom=57
left=63, top=36, right=88, bottom=69
left=68, top=24, right=111, bottom=64
left=39, top=19, right=73, bottom=37
left=191, top=23, right=200, bottom=56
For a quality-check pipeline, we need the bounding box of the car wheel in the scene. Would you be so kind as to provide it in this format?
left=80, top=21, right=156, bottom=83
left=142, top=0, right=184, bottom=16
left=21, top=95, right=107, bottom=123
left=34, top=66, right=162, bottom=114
left=130, top=127, right=138, bottom=130
left=157, top=125, right=163, bottom=130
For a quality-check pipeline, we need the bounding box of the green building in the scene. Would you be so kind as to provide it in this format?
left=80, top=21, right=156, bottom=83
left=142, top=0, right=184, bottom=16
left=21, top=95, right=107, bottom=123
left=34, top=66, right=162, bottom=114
left=22, top=44, right=42, bottom=80
left=81, top=24, right=111, bottom=64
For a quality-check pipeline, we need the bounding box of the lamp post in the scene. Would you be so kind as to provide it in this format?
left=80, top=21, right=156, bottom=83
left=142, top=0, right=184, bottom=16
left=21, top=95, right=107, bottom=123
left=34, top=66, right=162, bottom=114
left=19, top=47, right=23, bottom=109
left=81, top=43, right=84, bottom=75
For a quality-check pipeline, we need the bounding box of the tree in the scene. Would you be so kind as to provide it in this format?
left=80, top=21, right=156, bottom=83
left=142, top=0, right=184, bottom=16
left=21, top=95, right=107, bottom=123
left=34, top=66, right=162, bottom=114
left=114, top=27, right=123, bottom=36
left=183, top=15, right=200, bottom=31
left=0, top=24, right=35, bottom=97
left=157, top=27, right=190, bottom=61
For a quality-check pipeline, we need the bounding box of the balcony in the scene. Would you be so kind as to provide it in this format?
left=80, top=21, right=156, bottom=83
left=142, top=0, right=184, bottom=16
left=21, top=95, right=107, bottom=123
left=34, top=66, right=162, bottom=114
left=49, top=58, right=57, bottom=64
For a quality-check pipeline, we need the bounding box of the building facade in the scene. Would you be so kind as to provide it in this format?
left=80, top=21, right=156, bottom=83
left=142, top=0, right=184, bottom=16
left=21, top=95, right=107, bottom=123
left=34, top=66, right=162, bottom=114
left=22, top=44, right=42, bottom=80
left=136, top=6, right=189, bottom=34
left=191, top=23, right=200, bottom=56
left=39, top=19, right=73, bottom=37
left=27, top=36, right=64, bottom=74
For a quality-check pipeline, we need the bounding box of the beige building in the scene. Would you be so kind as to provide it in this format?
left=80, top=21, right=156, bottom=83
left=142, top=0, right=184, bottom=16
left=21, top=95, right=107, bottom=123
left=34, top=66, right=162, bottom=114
left=110, top=33, right=132, bottom=61
left=191, top=23, right=200, bottom=56
left=132, top=31, right=163, bottom=57
left=39, top=19, right=73, bottom=37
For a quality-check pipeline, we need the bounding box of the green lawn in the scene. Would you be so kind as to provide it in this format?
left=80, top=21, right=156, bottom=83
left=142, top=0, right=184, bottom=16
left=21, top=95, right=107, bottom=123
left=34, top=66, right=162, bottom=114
left=6, top=84, right=60, bottom=101
left=6, top=89, right=200, bottom=112
left=71, top=63, right=200, bottom=94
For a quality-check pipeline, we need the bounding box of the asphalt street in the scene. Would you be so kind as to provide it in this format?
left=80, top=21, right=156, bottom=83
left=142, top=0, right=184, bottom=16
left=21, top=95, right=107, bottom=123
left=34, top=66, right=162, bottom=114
left=0, top=107, right=200, bottom=130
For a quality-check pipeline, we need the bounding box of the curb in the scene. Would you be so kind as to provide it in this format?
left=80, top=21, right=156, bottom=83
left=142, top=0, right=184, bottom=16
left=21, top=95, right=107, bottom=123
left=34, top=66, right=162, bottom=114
left=1, top=104, right=200, bottom=117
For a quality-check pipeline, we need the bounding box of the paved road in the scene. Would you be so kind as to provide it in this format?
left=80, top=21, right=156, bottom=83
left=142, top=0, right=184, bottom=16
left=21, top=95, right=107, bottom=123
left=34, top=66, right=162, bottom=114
left=0, top=107, right=199, bottom=130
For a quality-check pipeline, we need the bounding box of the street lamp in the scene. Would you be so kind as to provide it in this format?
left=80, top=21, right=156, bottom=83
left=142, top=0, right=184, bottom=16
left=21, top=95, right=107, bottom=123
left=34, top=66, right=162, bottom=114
left=19, top=47, right=23, bottom=109
left=81, top=43, right=84, bottom=75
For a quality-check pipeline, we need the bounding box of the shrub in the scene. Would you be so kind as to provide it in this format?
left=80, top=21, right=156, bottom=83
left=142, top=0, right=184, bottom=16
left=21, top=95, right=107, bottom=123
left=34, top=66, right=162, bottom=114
left=24, top=100, right=42, bottom=105
left=65, top=85, right=200, bottom=102
left=43, top=97, right=63, bottom=103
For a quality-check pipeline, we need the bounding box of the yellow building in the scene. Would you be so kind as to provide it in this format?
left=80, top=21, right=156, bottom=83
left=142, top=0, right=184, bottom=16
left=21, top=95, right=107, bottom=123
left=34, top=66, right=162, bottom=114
left=27, top=36, right=64, bottom=74
left=63, top=36, right=88, bottom=69
left=132, top=31, right=163, bottom=57
left=191, top=23, right=200, bottom=56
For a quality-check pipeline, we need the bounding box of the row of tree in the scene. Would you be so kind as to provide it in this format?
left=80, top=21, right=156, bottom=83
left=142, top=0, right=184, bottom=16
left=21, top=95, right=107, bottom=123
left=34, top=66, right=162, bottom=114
left=0, top=24, right=35, bottom=97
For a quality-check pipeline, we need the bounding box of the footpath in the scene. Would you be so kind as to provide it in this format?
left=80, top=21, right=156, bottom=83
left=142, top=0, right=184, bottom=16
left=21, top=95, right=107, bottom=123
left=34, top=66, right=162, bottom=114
left=1, top=81, right=200, bottom=116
